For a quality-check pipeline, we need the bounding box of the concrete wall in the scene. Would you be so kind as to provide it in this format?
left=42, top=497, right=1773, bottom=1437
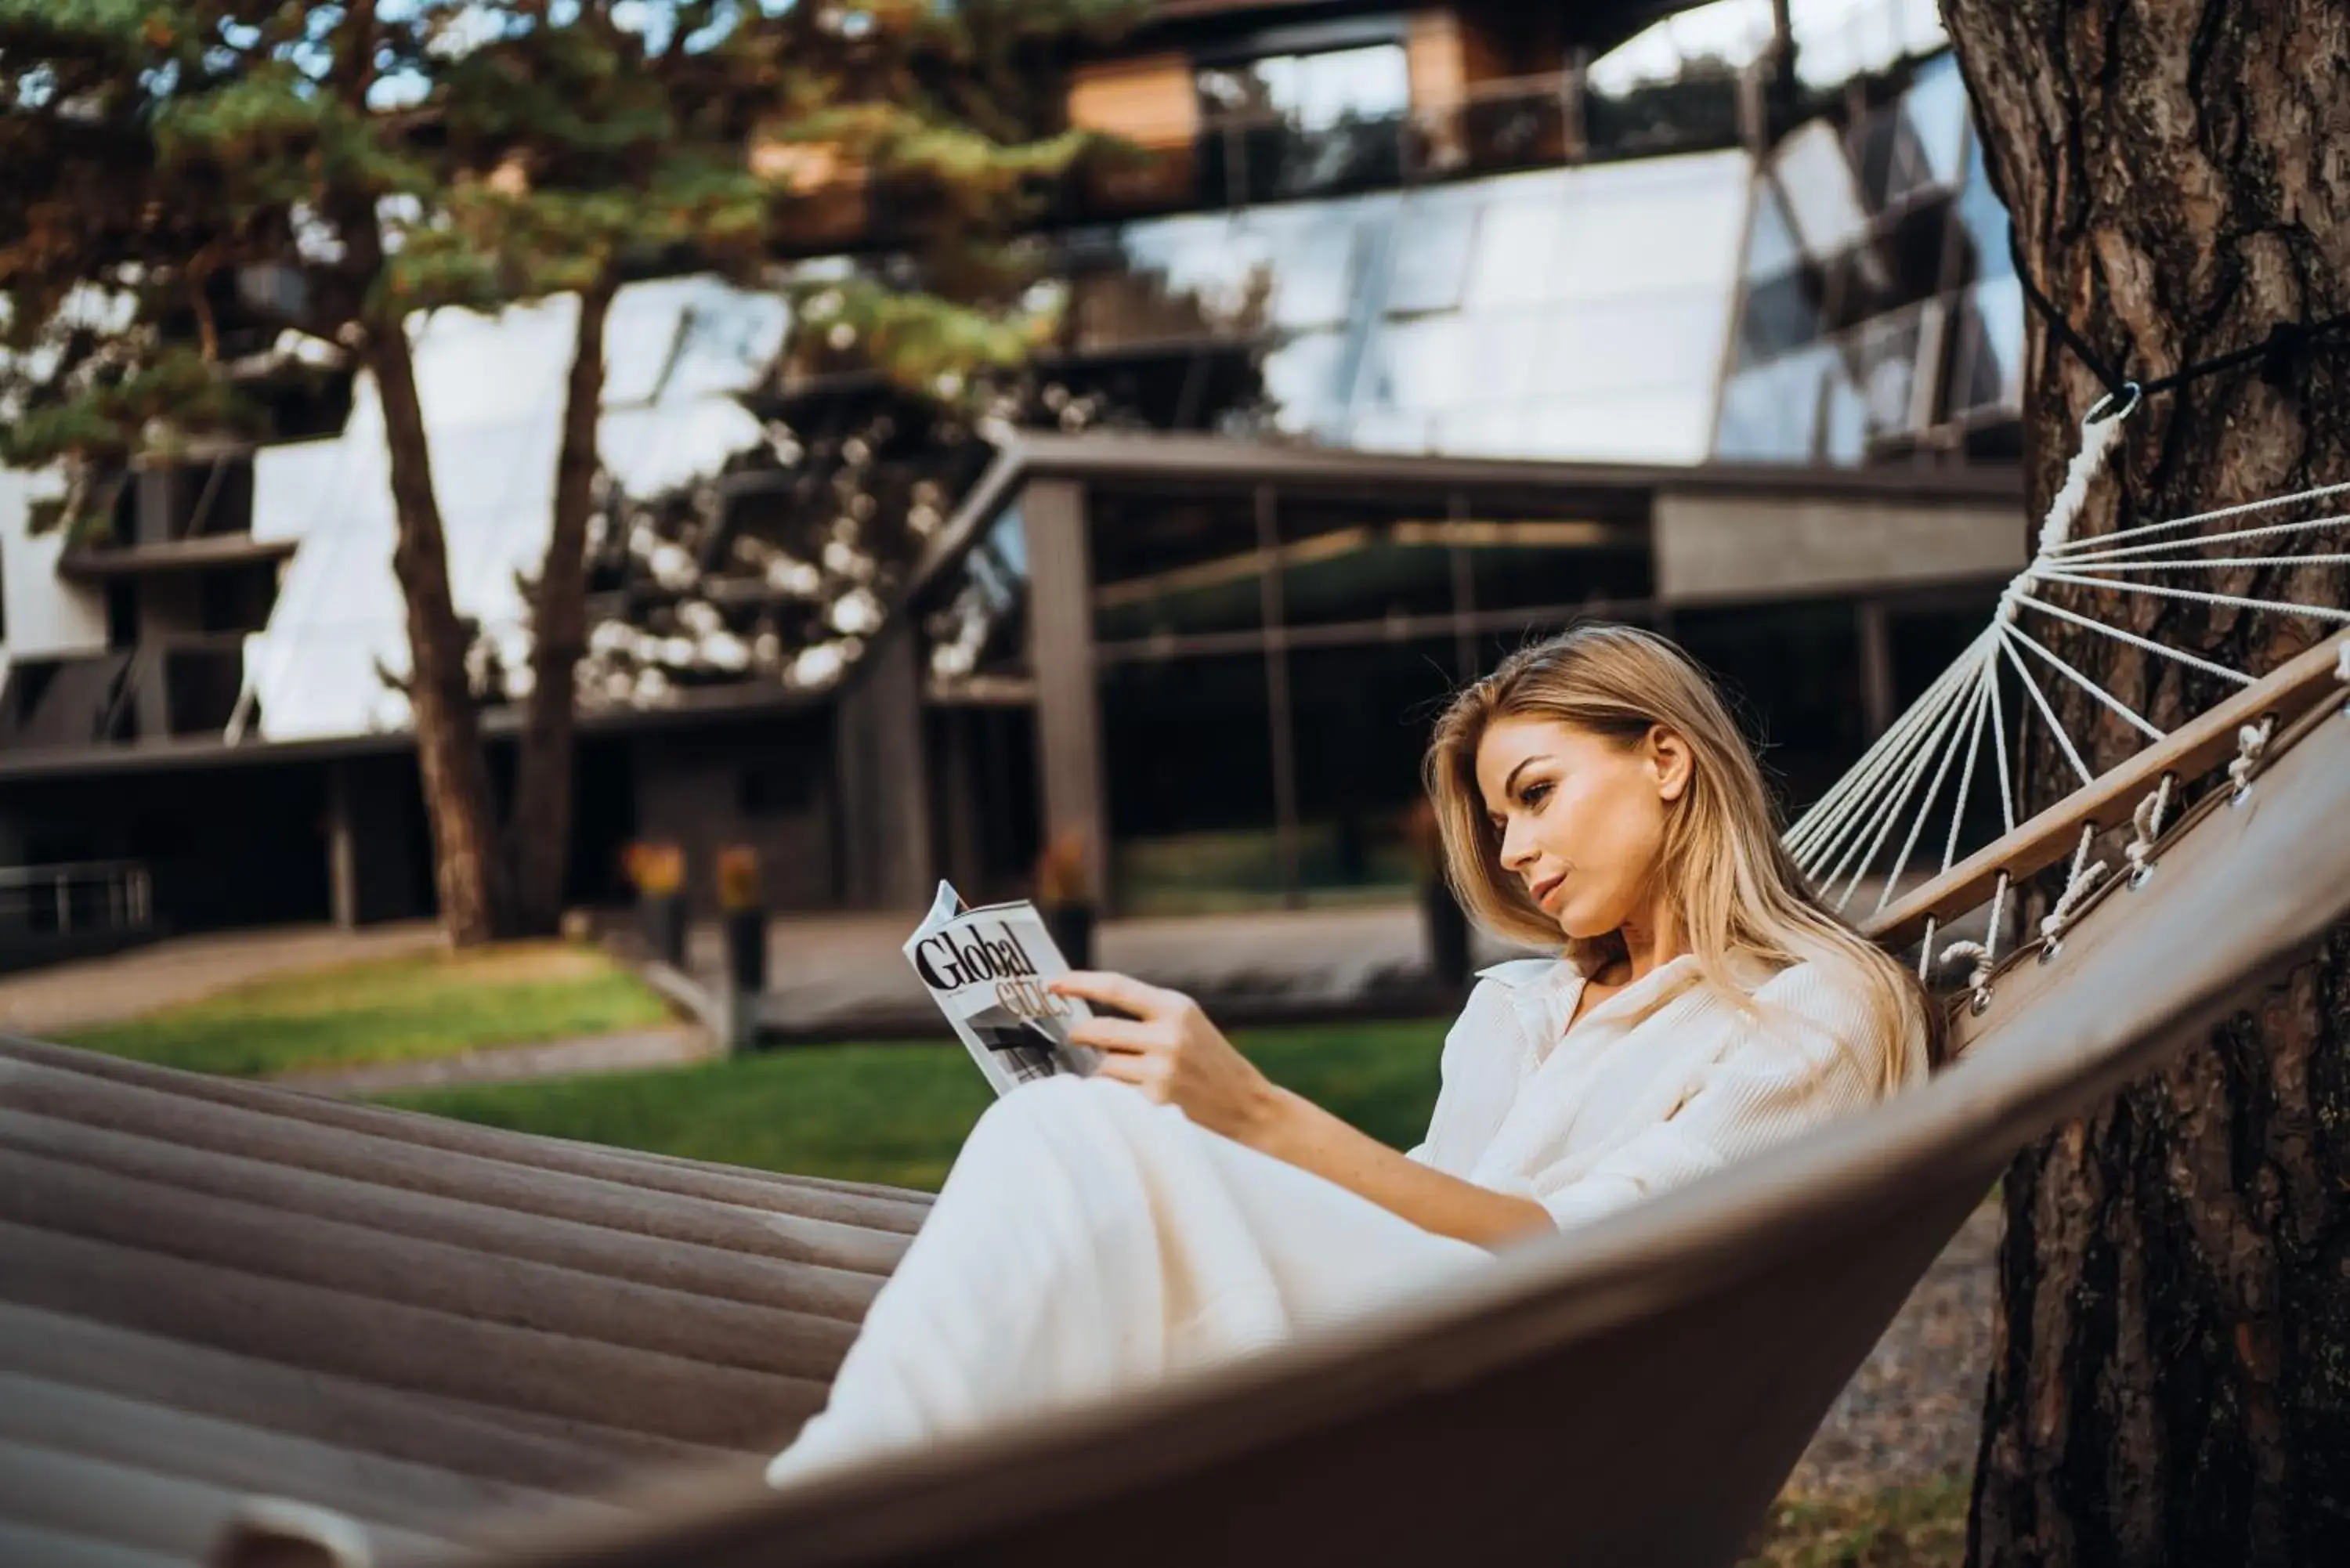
left=1652, top=490, right=2024, bottom=605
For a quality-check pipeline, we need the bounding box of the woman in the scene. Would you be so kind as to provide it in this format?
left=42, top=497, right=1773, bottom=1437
left=768, top=623, right=1931, bottom=1484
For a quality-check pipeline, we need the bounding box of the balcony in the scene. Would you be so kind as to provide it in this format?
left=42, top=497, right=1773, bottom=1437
left=57, top=533, right=297, bottom=583
left=0, top=637, right=253, bottom=752
left=1073, top=65, right=1756, bottom=219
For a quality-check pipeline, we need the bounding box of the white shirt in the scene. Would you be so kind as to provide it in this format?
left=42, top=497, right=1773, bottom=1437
left=1408, top=953, right=1928, bottom=1231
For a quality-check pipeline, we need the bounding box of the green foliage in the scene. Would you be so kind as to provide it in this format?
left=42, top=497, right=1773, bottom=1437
left=59, top=941, right=674, bottom=1077
left=0, top=0, right=1141, bottom=471
left=389, top=1018, right=1452, bottom=1191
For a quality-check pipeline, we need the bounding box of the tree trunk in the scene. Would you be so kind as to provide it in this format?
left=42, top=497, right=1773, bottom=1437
left=508, top=279, right=613, bottom=936
left=1939, top=3, right=2350, bottom=1563
left=369, top=328, right=512, bottom=948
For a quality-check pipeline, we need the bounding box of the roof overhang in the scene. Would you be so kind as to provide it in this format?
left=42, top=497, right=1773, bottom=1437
left=903, top=430, right=2022, bottom=615
left=1133, top=1, right=1730, bottom=57
left=0, top=432, right=2022, bottom=786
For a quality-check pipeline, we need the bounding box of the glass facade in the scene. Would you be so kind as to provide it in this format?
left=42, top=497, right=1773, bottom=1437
left=1674, top=598, right=1873, bottom=819
left=1713, top=52, right=2023, bottom=464
left=1195, top=38, right=1412, bottom=206
left=1067, top=148, right=1753, bottom=466
left=920, top=507, right=1032, bottom=689
left=1087, top=480, right=1665, bottom=911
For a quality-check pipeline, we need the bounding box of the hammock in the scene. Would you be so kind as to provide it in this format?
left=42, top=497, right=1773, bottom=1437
left=5, top=421, right=2348, bottom=1568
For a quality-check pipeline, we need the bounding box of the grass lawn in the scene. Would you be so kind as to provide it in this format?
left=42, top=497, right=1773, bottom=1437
left=388, top=1017, right=1452, bottom=1190
left=63, top=942, right=674, bottom=1078
left=1741, top=1479, right=1968, bottom=1566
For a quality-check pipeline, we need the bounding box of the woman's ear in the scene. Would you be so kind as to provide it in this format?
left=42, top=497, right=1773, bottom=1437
left=1649, top=724, right=1693, bottom=803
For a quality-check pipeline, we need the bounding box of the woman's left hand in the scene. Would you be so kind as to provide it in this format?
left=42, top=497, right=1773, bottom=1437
left=1050, top=971, right=1282, bottom=1147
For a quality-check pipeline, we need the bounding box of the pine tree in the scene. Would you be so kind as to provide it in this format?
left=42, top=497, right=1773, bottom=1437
left=1937, top=2, right=2350, bottom=1562
left=0, top=0, right=1135, bottom=943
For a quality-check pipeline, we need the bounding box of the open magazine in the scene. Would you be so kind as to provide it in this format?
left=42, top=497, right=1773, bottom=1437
left=904, top=882, right=1101, bottom=1095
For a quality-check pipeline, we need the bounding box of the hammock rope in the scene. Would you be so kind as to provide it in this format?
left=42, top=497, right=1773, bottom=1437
left=2122, top=773, right=2175, bottom=888
left=1787, top=396, right=2348, bottom=1006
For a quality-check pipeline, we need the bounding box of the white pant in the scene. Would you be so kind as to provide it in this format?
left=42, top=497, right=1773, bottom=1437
left=767, top=1075, right=1487, bottom=1484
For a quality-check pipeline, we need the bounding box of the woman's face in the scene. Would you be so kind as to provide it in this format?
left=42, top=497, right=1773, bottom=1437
left=1474, top=715, right=1690, bottom=941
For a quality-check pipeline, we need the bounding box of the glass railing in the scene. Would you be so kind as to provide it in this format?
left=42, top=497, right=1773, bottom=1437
left=1073, top=67, right=1759, bottom=220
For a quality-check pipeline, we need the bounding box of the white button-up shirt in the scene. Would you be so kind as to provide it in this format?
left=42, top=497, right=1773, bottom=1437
left=1409, top=953, right=1929, bottom=1230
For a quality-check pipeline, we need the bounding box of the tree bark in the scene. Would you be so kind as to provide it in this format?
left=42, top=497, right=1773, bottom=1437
left=1938, top=3, right=2350, bottom=1564
left=509, top=279, right=614, bottom=936
left=369, top=327, right=512, bottom=948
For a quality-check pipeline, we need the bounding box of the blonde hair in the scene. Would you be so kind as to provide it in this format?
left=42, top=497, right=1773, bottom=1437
left=1424, top=623, right=1932, bottom=1093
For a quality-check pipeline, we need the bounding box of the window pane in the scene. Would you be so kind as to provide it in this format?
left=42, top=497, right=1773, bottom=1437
left=1744, top=178, right=1806, bottom=280
left=1461, top=507, right=1652, bottom=620
left=1235, top=204, right=1372, bottom=332
left=1902, top=52, right=1970, bottom=190
left=1548, top=150, right=1752, bottom=302
left=1196, top=43, right=1409, bottom=204
left=1090, top=490, right=1264, bottom=643
left=1771, top=121, right=1871, bottom=260
left=1674, top=598, right=1871, bottom=820
left=1583, top=72, right=1743, bottom=164
left=1505, top=390, right=1722, bottom=465
left=1367, top=313, right=1528, bottom=412
left=1822, top=370, right=1868, bottom=464
left=1100, top=652, right=1280, bottom=913
left=1274, top=494, right=1465, bottom=629
left=1845, top=302, right=1929, bottom=443
left=1737, top=267, right=1824, bottom=367
left=1261, top=328, right=1350, bottom=436
left=1950, top=125, right=2015, bottom=286
left=1286, top=637, right=1462, bottom=903
left=1530, top=291, right=1732, bottom=399
left=920, top=507, right=1029, bottom=685
left=1945, top=275, right=2023, bottom=417
left=1462, top=182, right=1571, bottom=309
left=1716, top=344, right=1835, bottom=462
left=1384, top=186, right=1483, bottom=315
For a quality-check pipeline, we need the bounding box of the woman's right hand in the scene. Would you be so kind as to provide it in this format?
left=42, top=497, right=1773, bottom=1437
left=1052, top=971, right=1285, bottom=1149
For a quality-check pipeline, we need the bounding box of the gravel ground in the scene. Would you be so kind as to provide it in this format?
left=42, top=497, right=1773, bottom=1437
left=1786, top=1196, right=2003, bottom=1494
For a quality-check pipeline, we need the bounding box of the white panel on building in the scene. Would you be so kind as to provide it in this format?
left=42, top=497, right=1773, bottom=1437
left=1654, top=490, right=2025, bottom=604
left=241, top=276, right=778, bottom=742
left=0, top=468, right=108, bottom=660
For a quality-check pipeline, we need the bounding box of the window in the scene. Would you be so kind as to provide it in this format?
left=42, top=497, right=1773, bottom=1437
left=1099, top=652, right=1280, bottom=914
left=921, top=508, right=1031, bottom=686
left=1196, top=42, right=1409, bottom=135
left=1950, top=121, right=2014, bottom=287
left=1195, top=40, right=1410, bottom=204
left=1090, top=490, right=1266, bottom=645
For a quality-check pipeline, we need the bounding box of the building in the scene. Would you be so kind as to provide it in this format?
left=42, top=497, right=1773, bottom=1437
left=0, top=0, right=2026, bottom=958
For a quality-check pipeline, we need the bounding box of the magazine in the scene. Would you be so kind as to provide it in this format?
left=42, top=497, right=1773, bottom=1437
left=904, top=881, right=1101, bottom=1096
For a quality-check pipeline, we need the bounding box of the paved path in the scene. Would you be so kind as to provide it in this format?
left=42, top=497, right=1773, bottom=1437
left=0, top=923, right=446, bottom=1036
left=273, top=1024, right=718, bottom=1097
left=677, top=903, right=1542, bottom=1036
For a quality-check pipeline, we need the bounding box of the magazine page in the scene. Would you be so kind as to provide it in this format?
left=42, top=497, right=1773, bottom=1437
left=904, top=881, right=1101, bottom=1096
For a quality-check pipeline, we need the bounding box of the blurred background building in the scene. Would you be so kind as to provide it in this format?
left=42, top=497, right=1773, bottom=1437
left=0, top=0, right=2030, bottom=961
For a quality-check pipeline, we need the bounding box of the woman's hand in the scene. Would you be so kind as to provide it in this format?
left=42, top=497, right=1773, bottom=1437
left=1050, top=971, right=1282, bottom=1148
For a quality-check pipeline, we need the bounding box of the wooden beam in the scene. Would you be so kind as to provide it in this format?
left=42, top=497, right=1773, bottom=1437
left=1025, top=479, right=1110, bottom=906
left=1866, top=630, right=2350, bottom=950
